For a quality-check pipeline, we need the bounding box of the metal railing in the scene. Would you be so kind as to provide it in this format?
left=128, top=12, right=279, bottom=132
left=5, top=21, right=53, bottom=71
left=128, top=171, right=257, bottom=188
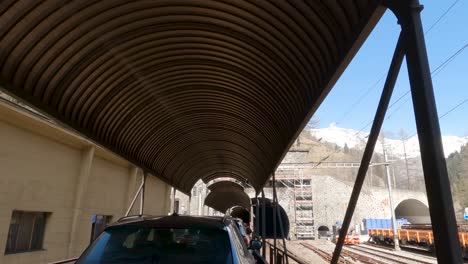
left=266, top=241, right=306, bottom=264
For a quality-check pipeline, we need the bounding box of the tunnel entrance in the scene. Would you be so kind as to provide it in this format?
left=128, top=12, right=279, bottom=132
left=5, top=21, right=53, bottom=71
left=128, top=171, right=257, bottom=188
left=317, top=226, right=330, bottom=238
left=229, top=206, right=250, bottom=224
left=395, top=199, right=430, bottom=224
left=252, top=198, right=290, bottom=239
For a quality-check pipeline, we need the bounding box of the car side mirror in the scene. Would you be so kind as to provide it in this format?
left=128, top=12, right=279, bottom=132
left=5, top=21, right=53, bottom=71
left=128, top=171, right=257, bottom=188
left=249, top=240, right=262, bottom=250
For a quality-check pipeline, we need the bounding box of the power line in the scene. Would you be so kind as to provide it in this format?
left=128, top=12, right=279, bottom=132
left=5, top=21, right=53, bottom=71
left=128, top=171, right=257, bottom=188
left=355, top=42, right=467, bottom=134
left=370, top=41, right=468, bottom=127
left=432, top=43, right=468, bottom=77
left=384, top=97, right=411, bottom=121
left=439, top=98, right=468, bottom=120
left=309, top=41, right=467, bottom=166
left=308, top=1, right=464, bottom=165
left=408, top=97, right=468, bottom=138
left=424, top=0, right=461, bottom=35
left=388, top=91, right=411, bottom=109
left=331, top=0, right=462, bottom=126
left=335, top=73, right=386, bottom=125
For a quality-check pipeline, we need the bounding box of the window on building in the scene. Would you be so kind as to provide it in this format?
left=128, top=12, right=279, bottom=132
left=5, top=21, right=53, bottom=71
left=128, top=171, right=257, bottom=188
left=5, top=210, right=49, bottom=254
left=90, top=215, right=112, bottom=242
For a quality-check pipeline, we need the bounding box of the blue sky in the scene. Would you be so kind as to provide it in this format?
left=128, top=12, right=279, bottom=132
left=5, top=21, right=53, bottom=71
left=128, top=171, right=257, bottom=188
left=312, top=0, right=468, bottom=138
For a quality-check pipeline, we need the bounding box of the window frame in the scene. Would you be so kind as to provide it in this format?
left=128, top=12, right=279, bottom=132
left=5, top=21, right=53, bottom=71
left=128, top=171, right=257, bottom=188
left=4, top=210, right=49, bottom=255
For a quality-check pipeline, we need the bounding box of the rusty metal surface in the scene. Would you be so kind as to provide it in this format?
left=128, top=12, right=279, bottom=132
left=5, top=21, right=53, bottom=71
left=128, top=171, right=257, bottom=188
left=0, top=1, right=383, bottom=194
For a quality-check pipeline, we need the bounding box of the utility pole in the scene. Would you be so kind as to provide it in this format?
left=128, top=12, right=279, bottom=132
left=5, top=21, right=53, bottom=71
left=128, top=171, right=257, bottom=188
left=382, top=138, right=400, bottom=250
left=399, top=129, right=411, bottom=189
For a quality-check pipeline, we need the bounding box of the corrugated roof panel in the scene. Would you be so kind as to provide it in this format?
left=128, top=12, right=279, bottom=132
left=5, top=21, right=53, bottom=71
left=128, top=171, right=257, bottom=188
left=0, top=0, right=383, bottom=194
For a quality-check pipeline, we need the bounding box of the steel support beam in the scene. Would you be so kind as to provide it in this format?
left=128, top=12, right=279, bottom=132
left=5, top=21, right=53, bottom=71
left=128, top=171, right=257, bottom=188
left=331, top=32, right=405, bottom=264
left=139, top=172, right=147, bottom=215
left=383, top=0, right=463, bottom=262
left=188, top=196, right=192, bottom=215
left=255, top=196, right=260, bottom=236
left=261, top=189, right=266, bottom=258
left=172, top=187, right=177, bottom=213
left=272, top=175, right=277, bottom=263
left=125, top=180, right=143, bottom=216
left=125, top=167, right=139, bottom=215
left=273, top=172, right=289, bottom=264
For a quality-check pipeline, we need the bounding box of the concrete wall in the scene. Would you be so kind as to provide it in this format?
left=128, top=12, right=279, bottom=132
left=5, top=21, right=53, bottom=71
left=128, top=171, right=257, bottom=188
left=245, top=175, right=428, bottom=239
left=0, top=102, right=172, bottom=263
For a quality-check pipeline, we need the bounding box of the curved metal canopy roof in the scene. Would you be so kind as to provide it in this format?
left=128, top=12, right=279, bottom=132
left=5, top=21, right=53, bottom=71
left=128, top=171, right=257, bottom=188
left=207, top=181, right=244, bottom=192
left=0, top=1, right=383, bottom=194
left=205, top=181, right=250, bottom=212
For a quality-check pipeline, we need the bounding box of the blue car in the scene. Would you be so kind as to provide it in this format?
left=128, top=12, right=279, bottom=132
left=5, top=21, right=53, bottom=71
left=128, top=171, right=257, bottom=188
left=76, top=215, right=262, bottom=264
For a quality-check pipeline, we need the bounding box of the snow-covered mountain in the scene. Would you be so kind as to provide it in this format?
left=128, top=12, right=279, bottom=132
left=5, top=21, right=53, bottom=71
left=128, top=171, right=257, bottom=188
left=307, top=123, right=468, bottom=158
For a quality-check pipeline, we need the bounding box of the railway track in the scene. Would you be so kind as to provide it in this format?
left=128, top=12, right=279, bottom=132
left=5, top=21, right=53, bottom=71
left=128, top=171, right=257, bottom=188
left=300, top=243, right=334, bottom=262
left=366, top=241, right=432, bottom=254
left=301, top=242, right=385, bottom=264
left=361, top=243, right=436, bottom=262
left=345, top=245, right=434, bottom=264
left=301, top=242, right=435, bottom=264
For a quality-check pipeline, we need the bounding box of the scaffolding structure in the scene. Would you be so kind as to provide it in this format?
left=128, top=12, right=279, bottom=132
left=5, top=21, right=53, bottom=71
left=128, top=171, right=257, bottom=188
left=276, top=168, right=314, bottom=239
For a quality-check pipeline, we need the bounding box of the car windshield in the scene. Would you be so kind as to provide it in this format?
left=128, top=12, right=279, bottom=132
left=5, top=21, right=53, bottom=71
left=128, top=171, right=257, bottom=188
left=77, top=225, right=233, bottom=264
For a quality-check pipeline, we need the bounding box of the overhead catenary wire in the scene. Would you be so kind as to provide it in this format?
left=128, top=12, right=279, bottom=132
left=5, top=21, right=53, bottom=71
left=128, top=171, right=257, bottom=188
left=335, top=73, right=386, bottom=125
left=308, top=41, right=467, bottom=167
left=407, top=97, right=468, bottom=138
left=328, top=0, right=463, bottom=128
left=439, top=98, right=468, bottom=120
left=360, top=41, right=468, bottom=132
left=431, top=43, right=468, bottom=78
left=424, top=0, right=461, bottom=35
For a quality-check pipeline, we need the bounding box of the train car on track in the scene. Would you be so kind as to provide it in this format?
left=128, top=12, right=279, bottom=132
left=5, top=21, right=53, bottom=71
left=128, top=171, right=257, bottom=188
left=369, top=224, right=468, bottom=258
left=344, top=235, right=361, bottom=245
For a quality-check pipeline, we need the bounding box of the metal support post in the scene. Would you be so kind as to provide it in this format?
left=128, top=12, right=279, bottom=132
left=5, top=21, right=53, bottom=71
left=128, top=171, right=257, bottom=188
left=255, top=195, right=260, bottom=236
left=402, top=139, right=411, bottom=189
left=273, top=172, right=289, bottom=264
left=172, top=188, right=177, bottom=213
left=382, top=140, right=400, bottom=250
left=261, top=189, right=266, bottom=258
left=125, top=177, right=145, bottom=216
left=250, top=198, right=254, bottom=228
left=269, top=244, right=274, bottom=264
left=272, top=175, right=277, bottom=263
left=188, top=196, right=192, bottom=215
left=331, top=32, right=405, bottom=264
left=139, top=172, right=146, bottom=215
left=384, top=0, right=463, bottom=261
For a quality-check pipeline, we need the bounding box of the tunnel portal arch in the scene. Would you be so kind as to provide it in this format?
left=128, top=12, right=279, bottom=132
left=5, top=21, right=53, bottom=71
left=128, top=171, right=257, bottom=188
left=230, top=206, right=250, bottom=224
left=317, top=225, right=330, bottom=237
left=395, top=199, right=430, bottom=224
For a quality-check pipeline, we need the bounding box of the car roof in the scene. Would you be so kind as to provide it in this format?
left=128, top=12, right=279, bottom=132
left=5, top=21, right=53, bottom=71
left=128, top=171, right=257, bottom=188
left=108, top=215, right=234, bottom=230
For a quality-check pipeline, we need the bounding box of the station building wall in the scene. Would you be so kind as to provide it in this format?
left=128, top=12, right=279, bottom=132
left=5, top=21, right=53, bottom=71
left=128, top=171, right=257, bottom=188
left=0, top=101, right=172, bottom=264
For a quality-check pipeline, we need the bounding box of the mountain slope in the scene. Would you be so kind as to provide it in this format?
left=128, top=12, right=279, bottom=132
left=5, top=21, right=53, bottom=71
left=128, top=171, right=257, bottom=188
left=308, top=124, right=468, bottom=158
